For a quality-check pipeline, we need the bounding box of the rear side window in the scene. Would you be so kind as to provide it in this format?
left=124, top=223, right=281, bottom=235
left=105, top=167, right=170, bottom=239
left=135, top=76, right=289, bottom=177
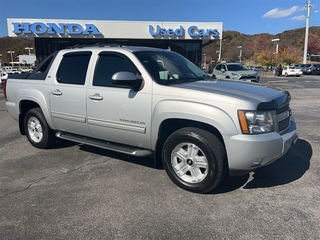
left=93, top=53, right=137, bottom=87
left=28, top=51, right=58, bottom=80
left=57, top=51, right=91, bottom=85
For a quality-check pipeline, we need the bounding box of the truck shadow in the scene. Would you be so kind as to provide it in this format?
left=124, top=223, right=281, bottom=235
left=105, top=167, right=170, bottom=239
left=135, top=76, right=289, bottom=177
left=212, top=138, right=312, bottom=194
left=57, top=137, right=312, bottom=194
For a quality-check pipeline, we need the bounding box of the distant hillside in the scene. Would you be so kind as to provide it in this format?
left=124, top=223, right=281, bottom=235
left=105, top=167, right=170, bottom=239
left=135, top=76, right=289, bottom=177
left=203, top=26, right=320, bottom=64
left=1, top=26, right=319, bottom=64
left=0, top=37, right=35, bottom=64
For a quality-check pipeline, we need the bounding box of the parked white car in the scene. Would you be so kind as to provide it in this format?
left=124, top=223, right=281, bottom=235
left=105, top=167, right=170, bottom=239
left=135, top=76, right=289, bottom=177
left=212, top=62, right=260, bottom=82
left=1, top=71, right=8, bottom=87
left=282, top=66, right=302, bottom=77
left=18, top=68, right=33, bottom=73
left=1, top=67, right=21, bottom=74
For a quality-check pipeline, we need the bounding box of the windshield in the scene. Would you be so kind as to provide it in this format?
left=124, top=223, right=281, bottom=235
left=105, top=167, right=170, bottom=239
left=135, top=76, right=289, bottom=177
left=134, top=50, right=208, bottom=85
left=227, top=64, right=249, bottom=71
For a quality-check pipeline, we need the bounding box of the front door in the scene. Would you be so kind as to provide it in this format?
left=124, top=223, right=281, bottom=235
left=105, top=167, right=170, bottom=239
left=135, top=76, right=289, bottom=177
left=86, top=52, right=152, bottom=148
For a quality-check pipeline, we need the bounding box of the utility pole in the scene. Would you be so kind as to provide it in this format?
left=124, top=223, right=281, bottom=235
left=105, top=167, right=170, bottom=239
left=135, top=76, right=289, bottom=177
left=237, top=46, right=242, bottom=63
left=303, top=0, right=313, bottom=64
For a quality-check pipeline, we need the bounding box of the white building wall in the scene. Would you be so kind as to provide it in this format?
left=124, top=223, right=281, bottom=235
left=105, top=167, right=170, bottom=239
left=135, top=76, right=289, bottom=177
left=19, top=55, right=36, bottom=65
left=7, top=19, right=223, bottom=41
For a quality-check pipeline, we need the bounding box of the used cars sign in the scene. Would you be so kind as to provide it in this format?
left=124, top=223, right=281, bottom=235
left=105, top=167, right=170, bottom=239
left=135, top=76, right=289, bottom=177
left=149, top=25, right=220, bottom=38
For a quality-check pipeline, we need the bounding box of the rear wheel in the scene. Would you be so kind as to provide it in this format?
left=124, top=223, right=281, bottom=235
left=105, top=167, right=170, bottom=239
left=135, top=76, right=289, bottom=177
left=162, top=127, right=226, bottom=193
left=24, top=108, right=55, bottom=149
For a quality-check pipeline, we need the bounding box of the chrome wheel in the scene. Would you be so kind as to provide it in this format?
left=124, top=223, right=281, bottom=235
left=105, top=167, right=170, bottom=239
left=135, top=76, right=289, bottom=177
left=24, top=108, right=54, bottom=149
left=171, top=142, right=209, bottom=183
left=162, top=127, right=226, bottom=193
left=27, top=116, right=43, bottom=143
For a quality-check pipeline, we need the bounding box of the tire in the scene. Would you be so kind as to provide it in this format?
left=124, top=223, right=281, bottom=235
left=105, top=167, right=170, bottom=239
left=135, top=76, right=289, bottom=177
left=285, top=72, right=288, bottom=77
left=24, top=108, right=55, bottom=149
left=162, top=127, right=226, bottom=193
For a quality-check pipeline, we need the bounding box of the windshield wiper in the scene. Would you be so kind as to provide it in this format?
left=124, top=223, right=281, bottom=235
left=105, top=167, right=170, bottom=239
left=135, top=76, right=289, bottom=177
left=160, top=75, right=211, bottom=85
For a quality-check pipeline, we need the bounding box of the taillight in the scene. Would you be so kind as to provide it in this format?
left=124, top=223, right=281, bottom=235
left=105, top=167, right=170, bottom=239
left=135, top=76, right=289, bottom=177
left=3, top=79, right=7, bottom=101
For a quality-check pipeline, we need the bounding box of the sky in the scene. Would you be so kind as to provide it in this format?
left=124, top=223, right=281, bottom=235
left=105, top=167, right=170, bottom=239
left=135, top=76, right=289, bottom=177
left=0, top=0, right=319, bottom=37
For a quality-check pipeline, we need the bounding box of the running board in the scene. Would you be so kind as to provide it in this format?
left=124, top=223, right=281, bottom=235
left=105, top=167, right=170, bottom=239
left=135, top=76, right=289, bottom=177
left=55, top=132, right=153, bottom=157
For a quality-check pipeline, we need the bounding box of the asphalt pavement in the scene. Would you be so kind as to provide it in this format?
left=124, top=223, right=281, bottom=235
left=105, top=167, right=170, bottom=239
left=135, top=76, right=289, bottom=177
left=0, top=75, right=319, bottom=239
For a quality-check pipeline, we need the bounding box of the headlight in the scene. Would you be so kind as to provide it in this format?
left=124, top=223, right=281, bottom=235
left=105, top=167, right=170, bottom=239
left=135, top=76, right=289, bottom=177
left=238, top=110, right=275, bottom=134
left=231, top=72, right=239, bottom=77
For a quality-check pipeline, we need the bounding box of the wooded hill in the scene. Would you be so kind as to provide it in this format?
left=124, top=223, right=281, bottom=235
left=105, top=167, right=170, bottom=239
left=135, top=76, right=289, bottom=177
left=0, top=26, right=319, bottom=65
left=0, top=37, right=35, bottom=64
left=203, top=26, right=320, bottom=66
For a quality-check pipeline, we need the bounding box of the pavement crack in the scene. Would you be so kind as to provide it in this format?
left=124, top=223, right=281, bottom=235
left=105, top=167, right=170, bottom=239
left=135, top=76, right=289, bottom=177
left=0, top=175, right=48, bottom=199
left=0, top=159, right=109, bottom=199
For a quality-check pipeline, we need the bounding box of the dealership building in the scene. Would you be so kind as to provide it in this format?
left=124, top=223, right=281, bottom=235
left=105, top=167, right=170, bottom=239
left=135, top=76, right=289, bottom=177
left=7, top=18, right=222, bottom=65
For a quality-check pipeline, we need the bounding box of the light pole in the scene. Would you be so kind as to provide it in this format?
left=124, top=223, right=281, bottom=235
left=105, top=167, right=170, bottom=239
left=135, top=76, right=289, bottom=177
left=272, top=38, right=280, bottom=67
left=216, top=51, right=220, bottom=62
left=25, top=47, right=33, bottom=55
left=303, top=0, right=313, bottom=64
left=237, top=46, right=242, bottom=63
left=7, top=51, right=15, bottom=67
left=202, top=53, right=206, bottom=70
left=271, top=38, right=280, bottom=55
left=218, top=38, right=222, bottom=61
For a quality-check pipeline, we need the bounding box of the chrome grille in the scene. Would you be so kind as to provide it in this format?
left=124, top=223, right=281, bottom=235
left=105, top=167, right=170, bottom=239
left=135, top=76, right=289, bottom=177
left=277, top=103, right=289, bottom=114
left=276, top=103, right=290, bottom=132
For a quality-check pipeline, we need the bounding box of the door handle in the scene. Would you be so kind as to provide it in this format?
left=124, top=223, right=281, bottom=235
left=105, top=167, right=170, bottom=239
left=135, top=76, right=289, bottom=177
left=51, top=89, right=62, bottom=96
left=89, top=93, right=103, bottom=101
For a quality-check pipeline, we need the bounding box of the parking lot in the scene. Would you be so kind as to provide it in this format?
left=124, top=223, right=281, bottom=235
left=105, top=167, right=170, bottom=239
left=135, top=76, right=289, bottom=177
left=0, top=75, right=319, bottom=239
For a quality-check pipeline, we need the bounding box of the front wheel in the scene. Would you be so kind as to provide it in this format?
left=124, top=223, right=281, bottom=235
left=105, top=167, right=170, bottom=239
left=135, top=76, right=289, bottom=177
left=24, top=108, right=55, bottom=149
left=162, top=127, right=226, bottom=193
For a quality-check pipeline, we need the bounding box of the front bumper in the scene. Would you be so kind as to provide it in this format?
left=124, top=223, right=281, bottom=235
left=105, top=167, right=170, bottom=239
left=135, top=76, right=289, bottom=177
left=225, top=117, right=297, bottom=176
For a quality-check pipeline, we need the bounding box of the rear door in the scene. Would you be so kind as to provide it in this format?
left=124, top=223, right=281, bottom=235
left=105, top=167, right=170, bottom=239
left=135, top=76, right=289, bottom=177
left=49, top=51, right=91, bottom=136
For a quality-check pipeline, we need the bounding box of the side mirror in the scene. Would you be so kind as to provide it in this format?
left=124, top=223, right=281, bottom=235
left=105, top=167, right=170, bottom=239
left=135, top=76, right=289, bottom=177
left=111, top=71, right=143, bottom=91
left=221, top=69, right=226, bottom=73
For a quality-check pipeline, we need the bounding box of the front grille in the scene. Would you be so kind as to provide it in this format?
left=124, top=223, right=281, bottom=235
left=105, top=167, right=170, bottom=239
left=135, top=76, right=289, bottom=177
left=278, top=118, right=290, bottom=132
left=239, top=75, right=256, bottom=80
left=276, top=103, right=290, bottom=132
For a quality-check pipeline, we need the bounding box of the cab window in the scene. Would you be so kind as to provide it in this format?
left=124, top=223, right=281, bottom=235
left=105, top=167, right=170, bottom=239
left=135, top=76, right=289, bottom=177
left=56, top=51, right=92, bottom=85
left=93, top=53, right=137, bottom=87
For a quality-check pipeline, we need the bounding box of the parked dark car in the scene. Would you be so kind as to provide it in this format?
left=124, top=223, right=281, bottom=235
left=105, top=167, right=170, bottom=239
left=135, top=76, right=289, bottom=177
left=314, top=64, right=320, bottom=75
left=293, top=64, right=302, bottom=68
left=300, top=64, right=318, bottom=75
left=249, top=66, right=265, bottom=72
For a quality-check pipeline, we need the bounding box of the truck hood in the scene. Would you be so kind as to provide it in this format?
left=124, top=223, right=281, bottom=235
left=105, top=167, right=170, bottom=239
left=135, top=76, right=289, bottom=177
left=173, top=79, right=289, bottom=109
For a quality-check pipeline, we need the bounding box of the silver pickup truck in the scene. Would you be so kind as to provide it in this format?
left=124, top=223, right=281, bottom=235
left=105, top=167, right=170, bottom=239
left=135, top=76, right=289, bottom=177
left=4, top=45, right=298, bottom=193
